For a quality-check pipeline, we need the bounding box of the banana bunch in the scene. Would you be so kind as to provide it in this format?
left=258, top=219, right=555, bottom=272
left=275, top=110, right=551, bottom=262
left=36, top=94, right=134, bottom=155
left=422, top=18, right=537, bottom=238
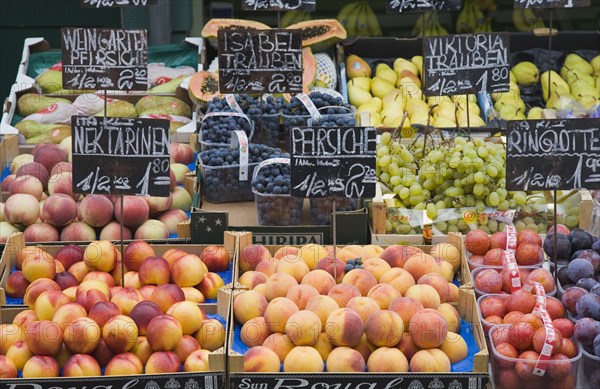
left=337, top=1, right=382, bottom=37
left=513, top=8, right=545, bottom=32
left=456, top=0, right=488, bottom=33
left=413, top=12, right=448, bottom=37
left=280, top=10, right=311, bottom=28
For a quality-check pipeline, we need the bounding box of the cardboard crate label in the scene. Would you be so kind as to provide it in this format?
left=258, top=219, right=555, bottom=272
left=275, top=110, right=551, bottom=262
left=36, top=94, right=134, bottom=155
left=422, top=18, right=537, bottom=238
left=514, top=0, right=590, bottom=8
left=61, top=28, right=148, bottom=90
left=218, top=29, right=303, bottom=94
left=290, top=127, right=377, bottom=198
left=230, top=374, right=489, bottom=389
left=387, top=0, right=462, bottom=13
left=423, top=32, right=510, bottom=96
left=506, top=119, right=600, bottom=191
left=81, top=0, right=157, bottom=7
left=72, top=116, right=171, bottom=196
left=242, top=0, right=316, bottom=11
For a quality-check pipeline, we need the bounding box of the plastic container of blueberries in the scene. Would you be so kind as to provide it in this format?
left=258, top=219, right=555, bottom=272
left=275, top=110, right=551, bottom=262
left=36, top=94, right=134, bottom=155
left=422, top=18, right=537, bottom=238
left=471, top=266, right=557, bottom=298
left=247, top=112, right=281, bottom=149
left=198, top=113, right=255, bottom=151
left=251, top=159, right=303, bottom=226
left=199, top=145, right=282, bottom=203
left=307, top=107, right=356, bottom=127
left=309, top=197, right=360, bottom=225
left=282, top=112, right=311, bottom=149
left=488, top=326, right=582, bottom=389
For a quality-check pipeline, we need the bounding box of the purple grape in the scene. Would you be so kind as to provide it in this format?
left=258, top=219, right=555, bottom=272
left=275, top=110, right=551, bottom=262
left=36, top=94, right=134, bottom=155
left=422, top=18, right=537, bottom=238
left=576, top=293, right=600, bottom=320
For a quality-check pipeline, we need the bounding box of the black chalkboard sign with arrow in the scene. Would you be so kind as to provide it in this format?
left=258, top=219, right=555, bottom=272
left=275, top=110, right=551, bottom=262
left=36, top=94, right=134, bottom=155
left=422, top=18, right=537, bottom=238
left=423, top=32, right=510, bottom=96
left=387, top=0, right=462, bottom=13
left=217, top=29, right=303, bottom=94
left=291, top=126, right=377, bottom=198
left=514, top=0, right=591, bottom=9
left=61, top=27, right=148, bottom=90
left=506, top=118, right=600, bottom=191
left=81, top=0, right=157, bottom=7
left=71, top=116, right=171, bottom=197
left=242, top=0, right=316, bottom=11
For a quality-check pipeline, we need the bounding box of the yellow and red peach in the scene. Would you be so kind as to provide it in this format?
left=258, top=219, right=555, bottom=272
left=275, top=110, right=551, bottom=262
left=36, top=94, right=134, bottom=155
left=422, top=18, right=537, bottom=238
left=197, top=272, right=225, bottom=300
left=365, top=310, right=404, bottom=347
left=439, top=332, right=469, bottom=363
left=33, top=290, right=70, bottom=321
left=132, top=336, right=153, bottom=365
left=305, top=295, right=340, bottom=328
left=0, top=354, right=18, bottom=378
left=171, top=254, right=206, bottom=287
left=285, top=310, right=322, bottom=346
left=283, top=346, right=323, bottom=372
left=150, top=284, right=186, bottom=313
left=244, top=346, right=281, bottom=372
left=102, top=315, right=138, bottom=353
left=195, top=319, right=225, bottom=352
left=25, top=320, right=63, bottom=356
left=63, top=317, right=101, bottom=354
left=327, top=283, right=361, bottom=308
left=83, top=240, right=117, bottom=272
left=298, top=244, right=328, bottom=270
left=129, top=300, right=163, bottom=336
left=62, top=354, right=101, bottom=377
left=92, top=339, right=115, bottom=367
left=418, top=272, right=450, bottom=303
left=238, top=271, right=268, bottom=289
left=240, top=244, right=271, bottom=273
left=264, top=272, right=299, bottom=301
left=404, top=284, right=441, bottom=309
left=367, top=283, right=401, bottom=310
left=346, top=296, right=380, bottom=324
left=200, top=245, right=231, bottom=273
left=6, top=340, right=33, bottom=370
left=22, top=355, right=59, bottom=378
left=138, top=256, right=171, bottom=285
left=437, top=303, right=461, bottom=333
left=286, top=284, right=320, bottom=310
left=6, top=271, right=30, bottom=298
left=263, top=333, right=295, bottom=362
left=264, top=297, right=299, bottom=333
left=367, top=347, right=409, bottom=372
left=301, top=269, right=336, bottom=295
left=380, top=245, right=423, bottom=268
left=22, top=250, right=56, bottom=283
left=241, top=317, right=271, bottom=348
left=379, top=267, right=416, bottom=295
left=184, top=349, right=211, bottom=372
left=342, top=269, right=378, bottom=296
left=409, top=308, right=448, bottom=349
left=146, top=314, right=183, bottom=352
left=325, top=308, right=364, bottom=347
left=404, top=253, right=442, bottom=281
left=166, top=301, right=206, bottom=335
left=234, top=290, right=268, bottom=324
left=410, top=348, right=451, bottom=372
left=362, top=257, right=392, bottom=282
left=396, top=332, right=419, bottom=361
left=388, top=296, right=424, bottom=330
left=104, top=352, right=143, bottom=375
left=326, top=346, right=365, bottom=372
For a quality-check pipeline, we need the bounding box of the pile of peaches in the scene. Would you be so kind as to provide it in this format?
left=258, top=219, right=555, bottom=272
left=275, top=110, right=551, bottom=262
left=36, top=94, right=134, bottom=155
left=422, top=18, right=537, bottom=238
left=0, top=239, right=228, bottom=378
left=232, top=242, right=473, bottom=373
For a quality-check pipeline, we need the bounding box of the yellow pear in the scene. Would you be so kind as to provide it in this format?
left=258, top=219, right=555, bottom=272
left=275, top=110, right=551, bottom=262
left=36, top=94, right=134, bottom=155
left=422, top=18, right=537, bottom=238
left=371, top=77, right=396, bottom=99
left=433, top=116, right=457, bottom=128
left=347, top=77, right=371, bottom=91
left=348, top=84, right=372, bottom=107
left=565, top=70, right=595, bottom=88
left=382, top=110, right=408, bottom=128
left=591, top=55, right=600, bottom=76
left=527, top=107, right=543, bottom=119
left=382, top=89, right=404, bottom=108
left=572, top=84, right=599, bottom=99
left=457, top=101, right=482, bottom=115
left=458, top=115, right=486, bottom=127
left=357, top=98, right=382, bottom=113
left=577, top=95, right=598, bottom=110
left=406, top=99, right=429, bottom=116
left=494, top=97, right=525, bottom=113
left=498, top=104, right=523, bottom=120
left=452, top=94, right=477, bottom=104
left=509, top=70, right=517, bottom=84
left=411, top=55, right=423, bottom=76
left=369, top=112, right=382, bottom=126
left=410, top=112, right=430, bottom=126
left=540, top=70, right=570, bottom=101
left=432, top=100, right=456, bottom=114
left=563, top=53, right=593, bottom=76
left=376, top=63, right=398, bottom=85
left=427, top=95, right=453, bottom=106
left=393, top=58, right=418, bottom=76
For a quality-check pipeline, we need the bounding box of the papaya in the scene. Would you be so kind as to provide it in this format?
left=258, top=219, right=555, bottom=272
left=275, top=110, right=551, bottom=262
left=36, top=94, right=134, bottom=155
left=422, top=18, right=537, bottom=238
left=302, top=47, right=316, bottom=94
left=286, top=19, right=347, bottom=52
left=188, top=71, right=220, bottom=107
left=201, top=19, right=271, bottom=48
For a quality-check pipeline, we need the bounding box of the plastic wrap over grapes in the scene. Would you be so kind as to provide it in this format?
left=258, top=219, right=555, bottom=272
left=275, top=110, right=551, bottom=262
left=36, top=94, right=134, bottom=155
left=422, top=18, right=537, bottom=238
left=252, top=162, right=303, bottom=226
left=199, top=113, right=254, bottom=150
left=200, top=144, right=286, bottom=203
left=309, top=197, right=359, bottom=225
left=247, top=96, right=284, bottom=148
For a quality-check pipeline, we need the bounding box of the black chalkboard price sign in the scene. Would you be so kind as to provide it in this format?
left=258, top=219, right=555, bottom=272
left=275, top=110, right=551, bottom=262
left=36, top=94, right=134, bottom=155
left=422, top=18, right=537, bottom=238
left=506, top=119, right=600, bottom=191
left=242, top=0, right=316, bottom=11
left=387, top=0, right=462, bottom=13
left=61, top=28, right=148, bottom=90
left=81, top=0, right=157, bottom=7
left=291, top=126, right=377, bottom=198
left=217, top=29, right=303, bottom=94
left=71, top=116, right=171, bottom=196
left=423, top=32, right=510, bottom=96
left=514, top=0, right=591, bottom=8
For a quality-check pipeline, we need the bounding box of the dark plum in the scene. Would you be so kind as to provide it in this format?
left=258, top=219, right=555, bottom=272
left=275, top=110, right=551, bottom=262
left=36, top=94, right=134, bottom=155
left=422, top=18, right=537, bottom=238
left=543, top=233, right=571, bottom=259
left=591, top=283, right=600, bottom=297
left=576, top=293, right=600, bottom=320
left=568, top=228, right=594, bottom=252
left=592, top=238, right=600, bottom=255
left=576, top=278, right=599, bottom=292
left=574, top=317, right=600, bottom=347
left=561, top=286, right=588, bottom=314
left=594, top=333, right=600, bottom=358
left=575, top=249, right=600, bottom=271
left=567, top=258, right=595, bottom=283
left=558, top=266, right=571, bottom=286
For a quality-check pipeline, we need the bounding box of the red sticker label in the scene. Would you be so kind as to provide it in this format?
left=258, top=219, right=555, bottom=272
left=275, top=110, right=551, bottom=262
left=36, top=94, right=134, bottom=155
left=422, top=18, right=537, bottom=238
left=531, top=281, right=556, bottom=377
left=503, top=250, right=521, bottom=292
left=50, top=62, right=62, bottom=71
left=155, top=76, right=172, bottom=85
left=39, top=103, right=59, bottom=114
left=505, top=225, right=517, bottom=251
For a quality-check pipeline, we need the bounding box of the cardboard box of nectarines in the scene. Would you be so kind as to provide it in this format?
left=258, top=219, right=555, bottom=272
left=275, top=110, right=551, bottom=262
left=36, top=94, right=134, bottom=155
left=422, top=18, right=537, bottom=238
left=226, top=284, right=489, bottom=387
left=0, top=231, right=237, bottom=307
left=0, top=232, right=237, bottom=385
